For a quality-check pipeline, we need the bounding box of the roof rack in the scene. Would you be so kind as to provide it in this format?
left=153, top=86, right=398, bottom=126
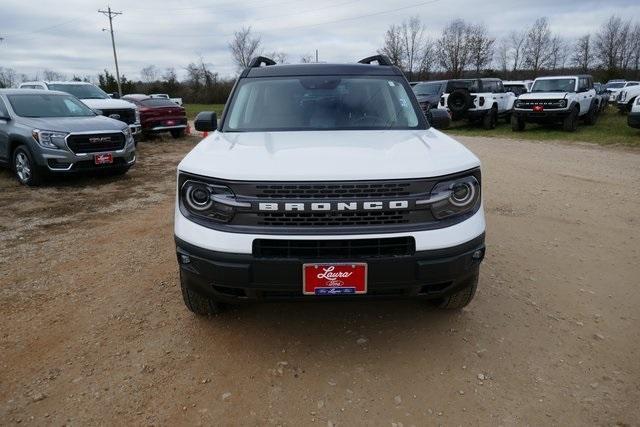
left=358, top=55, right=393, bottom=66
left=248, top=56, right=277, bottom=68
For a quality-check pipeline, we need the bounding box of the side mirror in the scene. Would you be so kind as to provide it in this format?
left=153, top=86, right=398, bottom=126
left=427, top=108, right=450, bottom=130
left=109, top=92, right=120, bottom=99
left=194, top=111, right=217, bottom=132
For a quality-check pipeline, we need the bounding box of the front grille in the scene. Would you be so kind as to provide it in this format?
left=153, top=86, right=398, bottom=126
left=253, top=237, right=415, bottom=258
left=66, top=133, right=126, bottom=154
left=101, top=108, right=136, bottom=125
left=253, top=182, right=412, bottom=199
left=517, top=99, right=565, bottom=109
left=257, top=210, right=411, bottom=227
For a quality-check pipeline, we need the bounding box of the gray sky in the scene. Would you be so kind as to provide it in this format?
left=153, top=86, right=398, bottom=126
left=1, top=0, right=638, bottom=81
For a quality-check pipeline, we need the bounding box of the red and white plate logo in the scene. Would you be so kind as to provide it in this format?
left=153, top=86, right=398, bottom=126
left=303, top=263, right=367, bottom=295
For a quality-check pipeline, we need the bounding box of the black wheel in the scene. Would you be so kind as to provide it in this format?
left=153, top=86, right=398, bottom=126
left=562, top=107, right=578, bottom=132
left=435, top=273, right=478, bottom=310
left=482, top=108, right=497, bottom=130
left=584, top=102, right=598, bottom=125
left=511, top=114, right=525, bottom=131
left=504, top=112, right=512, bottom=124
left=170, top=129, right=185, bottom=139
left=12, top=145, right=43, bottom=186
left=180, top=271, right=225, bottom=316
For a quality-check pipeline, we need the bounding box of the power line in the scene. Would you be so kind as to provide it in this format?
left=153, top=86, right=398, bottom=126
left=98, top=6, right=123, bottom=97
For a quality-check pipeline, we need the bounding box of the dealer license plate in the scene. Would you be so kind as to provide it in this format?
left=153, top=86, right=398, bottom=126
left=94, top=153, right=113, bottom=165
left=303, top=263, right=367, bottom=295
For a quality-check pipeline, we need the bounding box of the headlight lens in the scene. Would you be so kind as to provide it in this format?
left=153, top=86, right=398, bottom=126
left=135, top=108, right=141, bottom=124
left=180, top=178, right=241, bottom=223
left=429, top=175, right=480, bottom=220
left=32, top=129, right=68, bottom=149
left=514, top=100, right=523, bottom=108
left=122, top=126, right=133, bottom=140
left=559, top=99, right=567, bottom=108
left=636, top=97, right=640, bottom=105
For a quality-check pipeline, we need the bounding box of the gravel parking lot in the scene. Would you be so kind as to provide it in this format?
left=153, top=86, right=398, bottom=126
left=1, top=135, right=639, bottom=425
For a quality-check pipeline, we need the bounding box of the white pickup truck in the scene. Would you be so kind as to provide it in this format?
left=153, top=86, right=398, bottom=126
left=150, top=93, right=183, bottom=106
left=19, top=81, right=141, bottom=135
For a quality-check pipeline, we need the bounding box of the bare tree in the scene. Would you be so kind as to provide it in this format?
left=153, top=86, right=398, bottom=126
left=571, top=34, right=592, bottom=72
left=508, top=30, right=527, bottom=72
left=140, top=65, right=158, bottom=82
left=42, top=69, right=66, bottom=81
left=378, top=24, right=403, bottom=67
left=266, top=51, right=288, bottom=64
left=400, top=16, right=428, bottom=80
left=467, top=23, right=495, bottom=74
left=229, top=27, right=262, bottom=70
left=437, top=19, right=471, bottom=78
left=496, top=38, right=510, bottom=73
left=523, top=17, right=553, bottom=76
left=631, top=23, right=640, bottom=72
left=300, top=53, right=314, bottom=63
left=548, top=35, right=567, bottom=70
left=417, top=40, right=436, bottom=79
left=162, top=67, right=178, bottom=83
left=185, top=57, right=217, bottom=87
left=0, top=67, right=17, bottom=88
left=595, top=15, right=632, bottom=73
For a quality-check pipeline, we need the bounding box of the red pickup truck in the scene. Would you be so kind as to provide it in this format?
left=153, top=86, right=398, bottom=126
left=122, top=95, right=187, bottom=138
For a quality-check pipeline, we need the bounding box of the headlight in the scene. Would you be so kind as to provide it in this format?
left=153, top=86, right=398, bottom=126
left=559, top=99, right=567, bottom=108
left=429, top=175, right=480, bottom=220
left=32, top=129, right=68, bottom=149
left=620, top=91, right=626, bottom=101
left=135, top=108, right=141, bottom=124
left=122, top=127, right=133, bottom=140
left=180, top=177, right=248, bottom=223
left=636, top=97, right=640, bottom=105
left=514, top=100, right=523, bottom=108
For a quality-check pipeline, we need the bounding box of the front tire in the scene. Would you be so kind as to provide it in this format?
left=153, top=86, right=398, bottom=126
left=562, top=107, right=578, bottom=132
left=170, top=129, right=185, bottom=139
left=583, top=102, right=598, bottom=125
left=482, top=108, right=497, bottom=130
left=180, top=271, right=225, bottom=316
left=13, top=146, right=43, bottom=186
left=511, top=114, right=525, bottom=131
left=435, top=273, right=478, bottom=310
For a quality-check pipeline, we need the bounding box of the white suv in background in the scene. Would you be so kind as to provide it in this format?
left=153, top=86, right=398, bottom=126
left=606, top=81, right=639, bottom=103
left=616, top=84, right=640, bottom=113
left=512, top=75, right=598, bottom=132
left=19, top=81, right=141, bottom=135
left=437, top=78, right=516, bottom=129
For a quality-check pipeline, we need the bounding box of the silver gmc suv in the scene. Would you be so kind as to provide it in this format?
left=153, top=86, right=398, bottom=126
left=0, top=89, right=136, bottom=185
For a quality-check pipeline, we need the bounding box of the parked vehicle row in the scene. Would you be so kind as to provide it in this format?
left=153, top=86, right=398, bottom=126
left=412, top=73, right=640, bottom=132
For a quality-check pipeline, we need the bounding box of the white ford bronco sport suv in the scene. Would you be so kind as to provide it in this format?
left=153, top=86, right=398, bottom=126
left=512, top=75, right=598, bottom=132
left=437, top=78, right=516, bottom=129
left=19, top=81, right=141, bottom=135
left=175, top=55, right=486, bottom=315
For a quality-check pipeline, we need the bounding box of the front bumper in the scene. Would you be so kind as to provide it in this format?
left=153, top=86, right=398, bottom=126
left=176, top=233, right=485, bottom=302
left=33, top=139, right=136, bottom=172
left=514, top=109, right=570, bottom=122
left=628, top=112, right=640, bottom=128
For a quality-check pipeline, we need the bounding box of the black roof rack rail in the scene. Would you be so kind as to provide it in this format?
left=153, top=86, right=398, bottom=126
left=249, top=56, right=277, bottom=68
left=358, top=55, right=393, bottom=66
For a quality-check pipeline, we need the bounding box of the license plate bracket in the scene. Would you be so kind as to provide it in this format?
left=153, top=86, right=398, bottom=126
left=94, top=153, right=113, bottom=165
left=303, top=263, right=367, bottom=296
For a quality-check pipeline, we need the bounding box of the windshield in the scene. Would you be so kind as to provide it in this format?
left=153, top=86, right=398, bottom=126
left=224, top=76, right=422, bottom=132
left=531, top=79, right=576, bottom=93
left=413, top=82, right=442, bottom=96
left=8, top=94, right=96, bottom=118
left=504, top=84, right=527, bottom=95
left=48, top=83, right=109, bottom=99
left=606, top=82, right=625, bottom=89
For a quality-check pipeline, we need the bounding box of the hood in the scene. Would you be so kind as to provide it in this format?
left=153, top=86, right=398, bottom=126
left=519, top=92, right=569, bottom=100
left=18, top=115, right=127, bottom=133
left=178, top=129, right=480, bottom=181
left=80, top=98, right=137, bottom=110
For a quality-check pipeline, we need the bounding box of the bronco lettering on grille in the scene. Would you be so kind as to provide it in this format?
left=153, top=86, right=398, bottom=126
left=258, top=200, right=410, bottom=211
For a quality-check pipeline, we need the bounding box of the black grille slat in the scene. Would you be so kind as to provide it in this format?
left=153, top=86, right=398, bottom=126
left=100, top=108, right=136, bottom=125
left=66, top=133, right=126, bottom=154
left=253, top=182, right=412, bottom=199
left=253, top=237, right=415, bottom=259
left=257, top=210, right=411, bottom=227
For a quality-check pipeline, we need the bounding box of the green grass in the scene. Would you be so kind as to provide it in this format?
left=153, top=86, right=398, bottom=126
left=184, top=104, right=225, bottom=120
left=446, top=108, right=640, bottom=147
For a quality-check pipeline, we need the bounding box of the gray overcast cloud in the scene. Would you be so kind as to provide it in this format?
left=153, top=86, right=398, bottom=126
left=1, top=0, right=638, bottom=80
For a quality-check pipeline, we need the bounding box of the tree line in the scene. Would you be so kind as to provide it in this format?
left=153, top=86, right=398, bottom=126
left=379, top=15, right=640, bottom=82
left=2, top=16, right=640, bottom=100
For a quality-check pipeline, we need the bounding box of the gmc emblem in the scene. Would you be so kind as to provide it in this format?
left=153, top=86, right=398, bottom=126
left=258, top=201, right=410, bottom=211
left=89, top=136, right=112, bottom=143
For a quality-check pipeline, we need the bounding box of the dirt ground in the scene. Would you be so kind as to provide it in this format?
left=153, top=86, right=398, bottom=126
left=1, top=135, right=639, bottom=426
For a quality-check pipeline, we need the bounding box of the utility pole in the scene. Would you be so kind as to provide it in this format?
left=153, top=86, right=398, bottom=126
left=98, top=6, right=123, bottom=97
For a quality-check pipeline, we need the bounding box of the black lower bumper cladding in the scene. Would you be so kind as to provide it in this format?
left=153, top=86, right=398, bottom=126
left=175, top=234, right=485, bottom=302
